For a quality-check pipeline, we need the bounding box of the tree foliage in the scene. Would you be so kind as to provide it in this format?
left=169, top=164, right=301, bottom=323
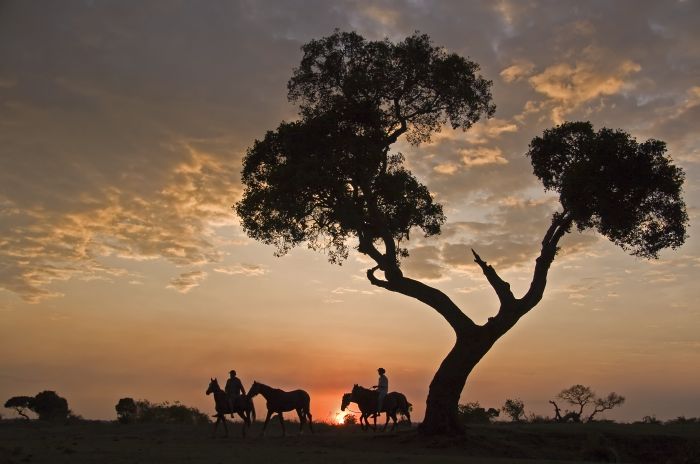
left=115, top=397, right=138, bottom=424
left=4, top=396, right=33, bottom=420
left=527, top=121, right=688, bottom=259
left=237, top=31, right=494, bottom=268
left=30, top=391, right=69, bottom=421
left=502, top=398, right=526, bottom=422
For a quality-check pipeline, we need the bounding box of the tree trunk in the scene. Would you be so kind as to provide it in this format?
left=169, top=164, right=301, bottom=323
left=418, top=332, right=493, bottom=435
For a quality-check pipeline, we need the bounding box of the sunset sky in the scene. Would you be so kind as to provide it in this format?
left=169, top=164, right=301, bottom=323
left=1, top=1, right=699, bottom=424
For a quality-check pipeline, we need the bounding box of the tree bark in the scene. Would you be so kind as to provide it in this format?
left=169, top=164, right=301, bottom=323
left=418, top=331, right=497, bottom=435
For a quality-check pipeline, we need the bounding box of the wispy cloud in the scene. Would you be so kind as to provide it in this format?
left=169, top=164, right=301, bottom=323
left=167, top=270, right=208, bottom=293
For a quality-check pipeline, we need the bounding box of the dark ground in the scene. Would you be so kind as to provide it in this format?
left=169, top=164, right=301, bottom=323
left=1, top=419, right=698, bottom=464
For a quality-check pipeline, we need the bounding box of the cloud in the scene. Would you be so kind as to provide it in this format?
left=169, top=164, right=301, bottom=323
left=459, top=147, right=508, bottom=167
left=213, top=263, right=268, bottom=277
left=402, top=246, right=446, bottom=281
left=500, top=61, right=534, bottom=83
left=528, top=50, right=641, bottom=123
left=0, top=147, right=240, bottom=302
left=167, top=270, right=208, bottom=293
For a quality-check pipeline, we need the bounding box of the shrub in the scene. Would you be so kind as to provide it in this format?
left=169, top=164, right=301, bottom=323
left=115, top=398, right=138, bottom=424
left=116, top=399, right=210, bottom=425
left=457, top=402, right=499, bottom=424
left=30, top=391, right=69, bottom=421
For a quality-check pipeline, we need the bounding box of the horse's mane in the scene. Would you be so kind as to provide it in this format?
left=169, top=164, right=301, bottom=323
left=352, top=385, right=374, bottom=394
left=254, top=381, right=285, bottom=394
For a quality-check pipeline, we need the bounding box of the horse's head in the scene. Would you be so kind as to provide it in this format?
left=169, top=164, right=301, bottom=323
left=248, top=381, right=260, bottom=398
left=341, top=393, right=352, bottom=411
left=206, top=377, right=219, bottom=396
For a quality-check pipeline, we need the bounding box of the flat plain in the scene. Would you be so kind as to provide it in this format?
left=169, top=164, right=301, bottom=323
left=1, top=419, right=699, bottom=464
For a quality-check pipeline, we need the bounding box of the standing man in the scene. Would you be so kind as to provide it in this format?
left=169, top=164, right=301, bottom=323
left=224, top=369, right=246, bottom=415
left=373, top=367, right=388, bottom=415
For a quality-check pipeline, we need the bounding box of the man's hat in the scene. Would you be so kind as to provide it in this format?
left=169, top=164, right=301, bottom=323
left=378, top=367, right=385, bottom=374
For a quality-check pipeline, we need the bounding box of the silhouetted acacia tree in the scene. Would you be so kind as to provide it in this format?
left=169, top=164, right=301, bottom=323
left=550, top=384, right=625, bottom=422
left=4, top=396, right=33, bottom=420
left=236, top=30, right=688, bottom=435
left=30, top=391, right=69, bottom=421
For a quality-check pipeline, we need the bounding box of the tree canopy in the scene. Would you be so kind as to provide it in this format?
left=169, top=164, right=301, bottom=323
left=527, top=121, right=688, bottom=259
left=237, top=31, right=494, bottom=271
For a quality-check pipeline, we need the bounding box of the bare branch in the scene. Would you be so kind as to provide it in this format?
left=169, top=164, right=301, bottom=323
left=471, top=249, right=515, bottom=305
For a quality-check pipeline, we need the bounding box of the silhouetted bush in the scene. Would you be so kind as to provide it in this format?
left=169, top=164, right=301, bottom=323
left=115, top=398, right=138, bottom=424
left=666, top=416, right=699, bottom=425
left=527, top=413, right=552, bottom=424
left=639, top=415, right=661, bottom=424
left=457, top=402, right=499, bottom=424
left=30, top=391, right=69, bottom=421
left=341, top=413, right=357, bottom=426
left=115, top=399, right=209, bottom=425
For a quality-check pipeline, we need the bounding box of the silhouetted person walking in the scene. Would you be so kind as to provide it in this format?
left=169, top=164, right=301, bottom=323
left=225, top=370, right=246, bottom=415
left=372, top=367, right=388, bottom=415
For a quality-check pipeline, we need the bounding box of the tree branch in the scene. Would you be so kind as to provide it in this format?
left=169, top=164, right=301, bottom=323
left=520, top=211, right=573, bottom=309
left=471, top=249, right=515, bottom=305
left=366, top=267, right=477, bottom=334
left=386, top=97, right=408, bottom=144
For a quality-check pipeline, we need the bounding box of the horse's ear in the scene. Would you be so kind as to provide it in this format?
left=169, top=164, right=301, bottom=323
left=210, top=377, right=214, bottom=381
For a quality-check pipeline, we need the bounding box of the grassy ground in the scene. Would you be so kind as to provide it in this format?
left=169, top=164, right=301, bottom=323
left=1, top=419, right=698, bottom=464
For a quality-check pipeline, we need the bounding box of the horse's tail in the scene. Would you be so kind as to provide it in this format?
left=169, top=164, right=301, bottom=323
left=399, top=394, right=412, bottom=421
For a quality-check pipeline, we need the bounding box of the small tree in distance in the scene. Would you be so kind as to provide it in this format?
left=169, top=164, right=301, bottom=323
left=550, top=385, right=625, bottom=422
left=115, top=397, right=138, bottom=424
left=502, top=398, right=526, bottom=422
left=236, top=30, right=688, bottom=435
left=4, top=396, right=33, bottom=420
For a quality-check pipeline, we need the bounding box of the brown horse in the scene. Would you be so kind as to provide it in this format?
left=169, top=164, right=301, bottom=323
left=205, top=378, right=256, bottom=437
left=341, top=384, right=411, bottom=431
left=247, top=381, right=313, bottom=436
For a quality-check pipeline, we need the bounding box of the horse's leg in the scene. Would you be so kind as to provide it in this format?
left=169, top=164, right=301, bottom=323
left=222, top=415, right=228, bottom=438
left=296, top=409, right=304, bottom=434
left=212, top=415, right=219, bottom=438
left=383, top=412, right=391, bottom=432
left=278, top=412, right=285, bottom=437
left=372, top=412, right=377, bottom=431
left=261, top=410, right=272, bottom=437
left=236, top=411, right=248, bottom=438
left=307, top=410, right=313, bottom=433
